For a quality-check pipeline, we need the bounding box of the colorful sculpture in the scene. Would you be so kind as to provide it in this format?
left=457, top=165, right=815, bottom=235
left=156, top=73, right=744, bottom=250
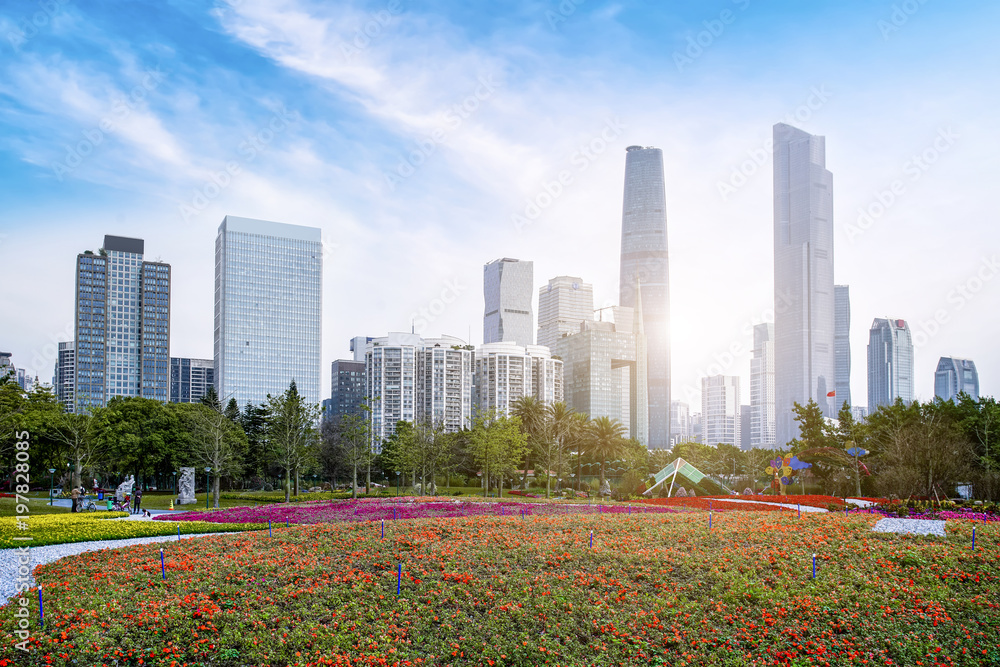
left=764, top=455, right=812, bottom=495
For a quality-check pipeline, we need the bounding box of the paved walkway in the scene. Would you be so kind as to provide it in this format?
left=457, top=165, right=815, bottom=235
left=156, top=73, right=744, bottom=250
left=48, top=498, right=176, bottom=517
left=711, top=498, right=828, bottom=512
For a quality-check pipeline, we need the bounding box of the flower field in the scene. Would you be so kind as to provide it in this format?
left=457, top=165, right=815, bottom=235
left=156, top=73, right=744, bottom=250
left=3, top=511, right=997, bottom=666
left=0, top=513, right=265, bottom=548
left=160, top=497, right=680, bottom=525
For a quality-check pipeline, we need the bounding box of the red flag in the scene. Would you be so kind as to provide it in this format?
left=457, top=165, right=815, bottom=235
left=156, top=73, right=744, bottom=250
left=826, top=391, right=836, bottom=397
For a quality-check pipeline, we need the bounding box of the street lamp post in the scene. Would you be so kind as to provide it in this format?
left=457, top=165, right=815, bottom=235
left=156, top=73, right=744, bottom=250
left=205, top=468, right=211, bottom=509
left=172, top=471, right=177, bottom=495
left=48, top=469, right=55, bottom=506
left=395, top=471, right=400, bottom=497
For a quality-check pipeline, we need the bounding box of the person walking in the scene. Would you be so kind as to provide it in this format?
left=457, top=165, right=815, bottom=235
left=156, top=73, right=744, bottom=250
left=133, top=486, right=143, bottom=515
left=71, top=486, right=79, bottom=513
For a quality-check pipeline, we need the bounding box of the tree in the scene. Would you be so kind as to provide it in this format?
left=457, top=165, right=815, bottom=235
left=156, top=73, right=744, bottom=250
left=199, top=386, right=222, bottom=411
left=339, top=413, right=374, bottom=498
left=95, top=397, right=179, bottom=488
left=174, top=402, right=247, bottom=508
left=789, top=399, right=834, bottom=452
left=545, top=402, right=576, bottom=498
left=868, top=399, right=973, bottom=499
left=569, top=412, right=592, bottom=491
left=589, top=416, right=627, bottom=492
left=240, top=402, right=269, bottom=484
left=832, top=401, right=865, bottom=496
left=264, top=381, right=320, bottom=502
left=47, top=410, right=105, bottom=492
left=467, top=410, right=528, bottom=497
left=512, top=396, right=547, bottom=491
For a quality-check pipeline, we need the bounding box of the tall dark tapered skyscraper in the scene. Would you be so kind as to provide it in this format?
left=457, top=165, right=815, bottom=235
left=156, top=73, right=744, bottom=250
left=773, top=124, right=835, bottom=447
left=619, top=145, right=670, bottom=449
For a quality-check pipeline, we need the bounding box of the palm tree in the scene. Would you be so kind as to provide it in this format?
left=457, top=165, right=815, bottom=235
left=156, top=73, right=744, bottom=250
left=548, top=402, right=575, bottom=498
left=570, top=412, right=592, bottom=492
left=589, top=416, right=628, bottom=493
left=512, top=396, right=547, bottom=491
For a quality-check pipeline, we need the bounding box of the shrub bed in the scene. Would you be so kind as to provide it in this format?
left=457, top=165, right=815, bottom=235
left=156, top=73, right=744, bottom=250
left=0, top=513, right=265, bottom=548
left=3, top=512, right=997, bottom=666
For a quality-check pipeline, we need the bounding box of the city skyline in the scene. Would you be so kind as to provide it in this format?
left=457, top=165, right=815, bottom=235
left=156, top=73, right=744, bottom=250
left=1, top=1, right=997, bottom=411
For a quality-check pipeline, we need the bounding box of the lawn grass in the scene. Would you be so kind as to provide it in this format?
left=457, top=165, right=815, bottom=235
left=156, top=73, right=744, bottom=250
left=2, top=510, right=997, bottom=666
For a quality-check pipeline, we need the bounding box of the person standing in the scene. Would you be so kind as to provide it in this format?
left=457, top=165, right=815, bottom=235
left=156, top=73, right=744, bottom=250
left=133, top=486, right=142, bottom=515
left=71, top=486, right=79, bottom=513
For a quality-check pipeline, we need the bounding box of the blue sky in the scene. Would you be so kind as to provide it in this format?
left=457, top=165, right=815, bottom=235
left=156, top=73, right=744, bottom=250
left=1, top=0, right=997, bottom=407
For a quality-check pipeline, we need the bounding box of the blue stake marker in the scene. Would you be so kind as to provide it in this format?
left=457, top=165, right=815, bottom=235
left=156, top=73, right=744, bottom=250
left=381, top=520, right=384, bottom=539
left=798, top=504, right=801, bottom=519
left=286, top=519, right=289, bottom=528
left=972, top=527, right=976, bottom=550
left=393, top=508, right=396, bottom=520
left=38, top=586, right=44, bottom=628
left=709, top=511, right=712, bottom=530
left=397, top=563, right=402, bottom=596
left=812, top=553, right=817, bottom=579
left=177, top=524, right=180, bottom=540
left=268, top=519, right=272, bottom=538
left=160, top=548, right=166, bottom=580
left=589, top=530, right=593, bottom=548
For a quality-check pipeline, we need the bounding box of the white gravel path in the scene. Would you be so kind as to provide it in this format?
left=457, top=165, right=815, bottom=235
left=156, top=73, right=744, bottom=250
left=872, top=518, right=947, bottom=537
left=711, top=498, right=828, bottom=512
left=0, top=532, right=236, bottom=608
left=845, top=498, right=878, bottom=508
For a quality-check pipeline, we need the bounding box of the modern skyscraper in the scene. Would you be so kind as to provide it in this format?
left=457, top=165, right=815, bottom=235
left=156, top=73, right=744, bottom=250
left=750, top=323, right=776, bottom=449
left=867, top=318, right=914, bottom=413
left=214, top=216, right=322, bottom=409
left=701, top=375, right=741, bottom=448
left=327, top=359, right=367, bottom=422
left=537, top=276, right=594, bottom=351
left=54, top=342, right=75, bottom=411
left=474, top=342, right=563, bottom=415
left=619, top=145, right=671, bottom=449
left=935, top=357, right=979, bottom=401
left=556, top=303, right=648, bottom=445
left=773, top=123, right=836, bottom=447
left=73, top=235, right=171, bottom=413
left=0, top=352, right=11, bottom=379
left=670, top=400, right=691, bottom=444
left=834, top=285, right=851, bottom=410
left=739, top=405, right=751, bottom=451
left=169, top=357, right=215, bottom=404
left=484, top=258, right=534, bottom=347
left=365, top=333, right=473, bottom=446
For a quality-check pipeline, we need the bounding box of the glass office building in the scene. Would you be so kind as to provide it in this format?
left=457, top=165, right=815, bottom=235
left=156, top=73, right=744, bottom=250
left=934, top=357, right=979, bottom=401
left=619, top=146, right=671, bottom=449
left=750, top=323, right=776, bottom=448
left=773, top=124, right=836, bottom=446
left=484, top=258, right=534, bottom=347
left=537, top=276, right=594, bottom=351
left=169, top=357, right=215, bottom=403
left=73, top=235, right=170, bottom=413
left=867, top=318, right=914, bottom=413
left=214, top=216, right=322, bottom=409
left=834, top=285, right=852, bottom=409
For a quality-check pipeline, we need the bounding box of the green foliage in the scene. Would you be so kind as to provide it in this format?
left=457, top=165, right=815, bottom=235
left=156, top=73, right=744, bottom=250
left=264, top=381, right=320, bottom=502
left=467, top=409, right=528, bottom=496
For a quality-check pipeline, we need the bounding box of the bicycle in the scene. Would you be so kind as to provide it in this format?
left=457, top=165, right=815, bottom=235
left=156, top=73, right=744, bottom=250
left=111, top=495, right=130, bottom=513
left=78, top=495, right=98, bottom=512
